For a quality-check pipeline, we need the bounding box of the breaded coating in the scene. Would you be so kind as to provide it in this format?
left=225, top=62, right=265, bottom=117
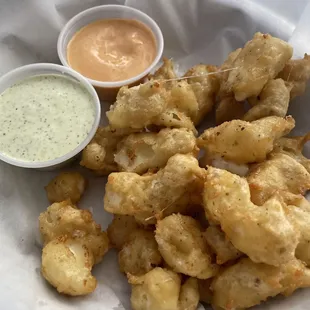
left=203, top=167, right=299, bottom=266
left=118, top=229, right=162, bottom=275
left=244, top=79, right=291, bottom=121
left=153, top=105, right=197, bottom=135
left=222, top=32, right=293, bottom=100
left=277, top=54, right=310, bottom=99
left=282, top=194, right=310, bottom=266
left=155, top=214, right=219, bottom=279
left=80, top=126, right=137, bottom=174
left=107, top=82, right=197, bottom=134
left=129, top=268, right=199, bottom=310
left=114, top=128, right=198, bottom=174
left=149, top=58, right=178, bottom=89
left=104, top=154, right=205, bottom=224
left=107, top=215, right=140, bottom=250
left=220, top=48, right=242, bottom=78
left=215, top=96, right=246, bottom=125
left=107, top=82, right=168, bottom=129
left=247, top=153, right=310, bottom=205
left=184, top=64, right=220, bottom=124
left=197, top=116, right=295, bottom=164
left=39, top=200, right=109, bottom=264
left=211, top=258, right=310, bottom=310
left=204, top=225, right=243, bottom=264
left=41, top=236, right=97, bottom=296
left=178, top=277, right=199, bottom=310
left=45, top=172, right=86, bottom=203
left=273, top=132, right=310, bottom=173
left=168, top=80, right=199, bottom=120
left=129, top=268, right=181, bottom=310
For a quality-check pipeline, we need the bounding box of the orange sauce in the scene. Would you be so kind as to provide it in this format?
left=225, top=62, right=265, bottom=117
left=67, top=19, right=157, bottom=82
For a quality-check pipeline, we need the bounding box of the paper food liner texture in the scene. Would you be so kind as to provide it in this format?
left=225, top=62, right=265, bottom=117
left=1, top=0, right=310, bottom=309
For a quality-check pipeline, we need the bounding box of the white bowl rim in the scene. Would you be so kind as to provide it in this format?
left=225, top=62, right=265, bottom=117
left=0, top=63, right=101, bottom=169
left=57, top=4, right=164, bottom=88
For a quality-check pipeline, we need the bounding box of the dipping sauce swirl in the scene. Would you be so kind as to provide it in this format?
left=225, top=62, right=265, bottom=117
left=0, top=74, right=95, bottom=162
left=67, top=19, right=157, bottom=82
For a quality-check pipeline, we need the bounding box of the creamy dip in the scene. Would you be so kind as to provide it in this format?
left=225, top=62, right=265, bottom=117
left=0, top=74, right=95, bottom=162
left=67, top=19, right=157, bottom=82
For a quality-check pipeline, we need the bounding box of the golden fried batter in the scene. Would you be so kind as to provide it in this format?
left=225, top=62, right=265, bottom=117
left=107, top=82, right=168, bottom=129
left=168, top=80, right=199, bottom=120
left=197, top=116, right=295, bottom=164
left=204, top=225, right=242, bottom=264
left=215, top=96, right=246, bottom=125
left=115, top=128, right=197, bottom=174
left=104, top=154, right=205, bottom=224
left=277, top=54, right=310, bottom=99
left=273, top=132, right=310, bottom=173
left=184, top=64, right=220, bottom=124
left=107, top=81, right=197, bottom=134
left=45, top=172, right=86, bottom=203
left=107, top=215, right=140, bottom=250
left=222, top=32, right=293, bottom=100
left=281, top=194, right=310, bottom=266
left=155, top=214, right=219, bottom=279
left=178, top=277, right=199, bottom=310
left=118, top=229, right=162, bottom=275
left=129, top=268, right=199, bottom=310
left=203, top=167, right=299, bottom=266
left=247, top=153, right=310, bottom=205
left=129, top=268, right=181, bottom=310
left=80, top=126, right=137, bottom=174
left=218, top=48, right=242, bottom=96
left=148, top=58, right=178, bottom=89
left=244, top=79, right=291, bottom=121
left=41, top=236, right=97, bottom=296
left=39, top=200, right=109, bottom=264
left=211, top=258, right=310, bottom=310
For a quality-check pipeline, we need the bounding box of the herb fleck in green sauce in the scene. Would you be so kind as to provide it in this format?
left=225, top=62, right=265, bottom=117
left=0, top=74, right=95, bottom=162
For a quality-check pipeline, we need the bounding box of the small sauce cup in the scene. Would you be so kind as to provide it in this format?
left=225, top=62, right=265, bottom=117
left=0, top=63, right=101, bottom=170
left=57, top=5, right=164, bottom=102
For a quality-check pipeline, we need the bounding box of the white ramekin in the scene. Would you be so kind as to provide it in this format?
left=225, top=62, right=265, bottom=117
left=0, top=63, right=101, bottom=170
left=57, top=5, right=164, bottom=101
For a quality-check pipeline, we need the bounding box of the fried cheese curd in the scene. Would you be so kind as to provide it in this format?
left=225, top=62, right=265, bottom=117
left=114, top=128, right=197, bottom=174
left=40, top=31, right=310, bottom=309
left=281, top=193, right=310, bottom=266
left=80, top=126, right=138, bottom=174
left=118, top=229, right=162, bottom=276
left=148, top=57, right=178, bottom=89
left=129, top=267, right=199, bottom=310
left=247, top=152, right=310, bottom=206
left=277, top=53, right=310, bottom=99
left=221, top=32, right=293, bottom=101
left=45, top=172, right=86, bottom=203
left=215, top=96, right=246, bottom=125
left=107, top=214, right=140, bottom=250
left=39, top=200, right=109, bottom=295
left=273, top=132, right=310, bottom=173
left=203, top=167, right=299, bottom=266
left=106, top=81, right=197, bottom=134
left=198, top=116, right=295, bottom=164
left=203, top=225, right=242, bottom=265
left=244, top=78, right=291, bottom=121
left=183, top=64, right=220, bottom=124
left=155, top=214, right=219, bottom=279
left=104, top=154, right=205, bottom=224
left=211, top=258, right=310, bottom=310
